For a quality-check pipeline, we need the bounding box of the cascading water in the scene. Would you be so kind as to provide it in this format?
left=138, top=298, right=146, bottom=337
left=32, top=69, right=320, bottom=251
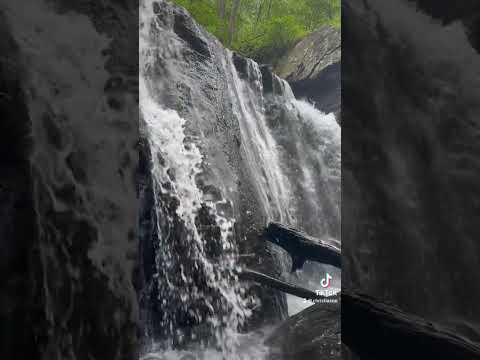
left=223, top=53, right=295, bottom=225
left=264, top=76, right=341, bottom=240
left=223, top=53, right=341, bottom=314
left=228, top=55, right=341, bottom=238
left=139, top=0, right=340, bottom=357
left=140, top=2, right=255, bottom=358
left=275, top=97, right=341, bottom=315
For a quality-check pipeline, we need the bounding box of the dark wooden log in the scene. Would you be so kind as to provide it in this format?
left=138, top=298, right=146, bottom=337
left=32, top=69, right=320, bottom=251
left=343, top=290, right=480, bottom=359
left=263, top=222, right=341, bottom=271
left=238, top=268, right=338, bottom=301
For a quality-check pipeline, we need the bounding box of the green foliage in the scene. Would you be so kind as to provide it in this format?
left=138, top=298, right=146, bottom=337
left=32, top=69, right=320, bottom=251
left=174, top=0, right=221, bottom=35
left=172, top=0, right=340, bottom=64
left=235, top=15, right=307, bottom=63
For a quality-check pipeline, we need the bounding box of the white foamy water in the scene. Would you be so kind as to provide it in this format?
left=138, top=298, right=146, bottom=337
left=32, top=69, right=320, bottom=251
left=224, top=52, right=295, bottom=224
left=287, top=100, right=341, bottom=314
left=292, top=99, right=341, bottom=182
left=292, top=99, right=341, bottom=227
left=222, top=52, right=341, bottom=316
left=140, top=75, right=250, bottom=355
left=140, top=1, right=252, bottom=358
left=140, top=327, right=273, bottom=360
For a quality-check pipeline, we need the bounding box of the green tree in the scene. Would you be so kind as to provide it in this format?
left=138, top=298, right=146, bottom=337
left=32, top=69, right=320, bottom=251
left=173, top=0, right=340, bottom=64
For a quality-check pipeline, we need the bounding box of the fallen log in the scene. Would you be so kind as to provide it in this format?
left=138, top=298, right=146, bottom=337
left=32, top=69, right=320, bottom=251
left=263, top=222, right=341, bottom=271
left=238, top=268, right=338, bottom=301
left=343, top=290, right=480, bottom=359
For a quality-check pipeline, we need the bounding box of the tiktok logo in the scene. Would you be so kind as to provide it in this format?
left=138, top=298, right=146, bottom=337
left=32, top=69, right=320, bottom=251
left=321, top=273, right=333, bottom=288
left=312, top=273, right=337, bottom=303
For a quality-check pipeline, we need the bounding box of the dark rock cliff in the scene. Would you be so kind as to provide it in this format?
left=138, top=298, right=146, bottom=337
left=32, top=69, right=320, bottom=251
left=275, top=26, right=341, bottom=117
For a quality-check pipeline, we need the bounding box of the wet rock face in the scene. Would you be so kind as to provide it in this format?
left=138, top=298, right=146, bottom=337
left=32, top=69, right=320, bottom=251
left=266, top=301, right=341, bottom=360
left=343, top=0, right=480, bottom=350
left=0, top=1, right=140, bottom=359
left=275, top=26, right=341, bottom=116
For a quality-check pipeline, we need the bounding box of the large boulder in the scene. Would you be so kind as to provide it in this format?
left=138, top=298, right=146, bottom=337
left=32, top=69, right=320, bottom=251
left=275, top=25, right=341, bottom=116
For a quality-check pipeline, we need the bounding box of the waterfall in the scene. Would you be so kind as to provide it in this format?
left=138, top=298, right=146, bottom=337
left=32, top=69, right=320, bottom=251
left=139, top=0, right=340, bottom=357
left=223, top=54, right=341, bottom=314
left=140, top=2, right=253, bottom=357
left=223, top=53, right=341, bottom=237
left=276, top=98, right=341, bottom=314
left=288, top=98, right=341, bottom=239
left=226, top=62, right=341, bottom=313
left=223, top=52, right=295, bottom=225
left=140, top=78, right=252, bottom=356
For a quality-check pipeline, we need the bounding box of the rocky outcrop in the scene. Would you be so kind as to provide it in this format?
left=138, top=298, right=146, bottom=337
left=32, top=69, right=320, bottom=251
left=275, top=25, right=341, bottom=116
left=0, top=1, right=140, bottom=359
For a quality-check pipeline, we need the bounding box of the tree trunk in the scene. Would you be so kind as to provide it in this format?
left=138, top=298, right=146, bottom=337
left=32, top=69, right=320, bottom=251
left=216, top=0, right=227, bottom=42
left=267, top=0, right=273, bottom=17
left=227, top=0, right=241, bottom=46
left=254, top=0, right=265, bottom=28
